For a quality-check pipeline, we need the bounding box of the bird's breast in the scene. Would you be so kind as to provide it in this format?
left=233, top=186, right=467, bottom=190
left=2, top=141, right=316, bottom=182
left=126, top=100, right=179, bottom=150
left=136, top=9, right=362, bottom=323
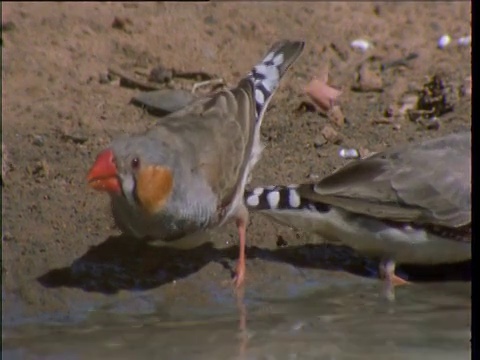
left=110, top=195, right=207, bottom=241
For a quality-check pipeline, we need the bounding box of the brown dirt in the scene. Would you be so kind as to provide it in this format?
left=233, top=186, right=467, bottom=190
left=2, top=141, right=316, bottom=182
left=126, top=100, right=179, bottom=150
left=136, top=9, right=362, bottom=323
left=2, top=2, right=471, bottom=326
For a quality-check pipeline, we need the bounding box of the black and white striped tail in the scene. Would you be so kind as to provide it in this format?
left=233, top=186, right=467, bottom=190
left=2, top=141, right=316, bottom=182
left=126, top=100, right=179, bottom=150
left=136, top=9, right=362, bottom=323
left=245, top=40, right=305, bottom=123
left=244, top=185, right=330, bottom=213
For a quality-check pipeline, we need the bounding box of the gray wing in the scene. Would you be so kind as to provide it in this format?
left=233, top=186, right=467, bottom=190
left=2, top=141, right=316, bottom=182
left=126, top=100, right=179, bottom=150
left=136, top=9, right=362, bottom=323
left=298, top=132, right=471, bottom=227
left=155, top=40, right=305, bottom=207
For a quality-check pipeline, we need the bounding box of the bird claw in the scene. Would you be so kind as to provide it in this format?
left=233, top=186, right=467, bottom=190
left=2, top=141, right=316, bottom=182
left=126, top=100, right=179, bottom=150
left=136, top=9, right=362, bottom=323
left=379, top=259, right=410, bottom=286
left=379, top=259, right=410, bottom=301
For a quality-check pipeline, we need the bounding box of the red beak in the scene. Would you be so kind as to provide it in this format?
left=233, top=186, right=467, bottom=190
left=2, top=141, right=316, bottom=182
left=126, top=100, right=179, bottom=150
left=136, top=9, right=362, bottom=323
left=87, top=149, right=121, bottom=194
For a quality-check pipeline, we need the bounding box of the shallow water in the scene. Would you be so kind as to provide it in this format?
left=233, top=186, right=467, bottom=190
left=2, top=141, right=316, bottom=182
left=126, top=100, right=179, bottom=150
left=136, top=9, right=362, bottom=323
left=3, top=281, right=470, bottom=360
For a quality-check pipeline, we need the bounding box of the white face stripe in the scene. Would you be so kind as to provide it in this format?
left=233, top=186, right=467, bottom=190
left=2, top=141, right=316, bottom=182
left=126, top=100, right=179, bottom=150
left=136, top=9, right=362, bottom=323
left=120, top=174, right=137, bottom=206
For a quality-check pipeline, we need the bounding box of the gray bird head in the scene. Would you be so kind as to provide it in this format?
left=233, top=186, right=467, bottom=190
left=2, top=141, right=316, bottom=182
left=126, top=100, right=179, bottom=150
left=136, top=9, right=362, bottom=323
left=87, top=134, right=177, bottom=216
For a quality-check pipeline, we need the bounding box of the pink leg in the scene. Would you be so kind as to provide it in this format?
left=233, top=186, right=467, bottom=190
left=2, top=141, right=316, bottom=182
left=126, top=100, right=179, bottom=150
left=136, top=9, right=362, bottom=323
left=380, top=259, right=409, bottom=286
left=233, top=217, right=247, bottom=288
left=235, top=286, right=248, bottom=358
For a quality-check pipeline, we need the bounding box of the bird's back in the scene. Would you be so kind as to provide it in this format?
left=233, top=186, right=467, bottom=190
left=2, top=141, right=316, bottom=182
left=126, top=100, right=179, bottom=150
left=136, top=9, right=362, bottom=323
left=150, top=41, right=305, bottom=221
left=299, top=132, right=471, bottom=227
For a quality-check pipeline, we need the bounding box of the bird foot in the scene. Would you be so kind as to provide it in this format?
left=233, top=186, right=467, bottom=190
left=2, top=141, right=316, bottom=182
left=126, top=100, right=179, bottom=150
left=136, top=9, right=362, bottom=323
left=379, top=259, right=410, bottom=287
left=379, top=259, right=410, bottom=301
left=389, top=274, right=409, bottom=286
left=383, top=275, right=410, bottom=301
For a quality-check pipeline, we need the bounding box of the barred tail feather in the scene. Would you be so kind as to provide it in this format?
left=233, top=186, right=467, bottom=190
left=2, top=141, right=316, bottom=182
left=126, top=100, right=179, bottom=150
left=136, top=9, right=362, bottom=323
left=244, top=185, right=331, bottom=213
left=245, top=40, right=305, bottom=123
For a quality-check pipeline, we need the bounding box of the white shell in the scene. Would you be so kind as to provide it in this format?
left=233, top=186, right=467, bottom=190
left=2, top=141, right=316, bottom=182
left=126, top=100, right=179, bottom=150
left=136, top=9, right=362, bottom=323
left=457, top=35, right=471, bottom=46
left=350, top=39, right=371, bottom=52
left=437, top=34, right=451, bottom=49
left=339, top=148, right=360, bottom=159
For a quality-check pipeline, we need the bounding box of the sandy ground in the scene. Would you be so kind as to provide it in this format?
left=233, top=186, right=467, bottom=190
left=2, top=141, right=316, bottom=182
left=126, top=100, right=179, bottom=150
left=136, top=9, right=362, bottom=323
left=2, top=2, right=471, bottom=326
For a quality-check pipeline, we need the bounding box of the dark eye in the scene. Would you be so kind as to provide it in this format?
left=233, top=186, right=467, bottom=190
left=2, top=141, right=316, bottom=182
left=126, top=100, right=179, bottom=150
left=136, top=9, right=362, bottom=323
left=131, top=157, right=140, bottom=170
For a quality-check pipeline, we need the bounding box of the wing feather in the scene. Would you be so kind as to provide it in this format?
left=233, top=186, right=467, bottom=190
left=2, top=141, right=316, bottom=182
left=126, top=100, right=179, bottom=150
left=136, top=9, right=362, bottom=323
left=299, top=132, right=471, bottom=227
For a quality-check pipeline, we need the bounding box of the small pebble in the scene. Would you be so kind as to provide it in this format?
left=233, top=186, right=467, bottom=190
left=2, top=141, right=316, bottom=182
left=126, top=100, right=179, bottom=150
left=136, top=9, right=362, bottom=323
left=203, top=15, right=217, bottom=25
left=148, top=66, right=173, bottom=84
left=328, top=105, right=345, bottom=127
left=2, top=143, right=9, bottom=181
left=98, top=72, right=112, bottom=84
left=3, top=231, right=13, bottom=242
left=350, top=39, right=372, bottom=52
left=27, top=160, right=49, bottom=180
left=339, top=148, right=360, bottom=159
left=307, top=173, right=321, bottom=181
left=437, top=34, right=451, bottom=49
left=61, top=132, right=88, bottom=144
left=276, top=235, right=288, bottom=248
left=421, top=117, right=441, bottom=130
left=354, top=63, right=383, bottom=92
left=32, top=135, right=45, bottom=147
left=321, top=125, right=342, bottom=144
left=399, top=94, right=419, bottom=115
left=313, top=138, right=326, bottom=149
left=304, top=78, right=342, bottom=113
left=296, top=101, right=317, bottom=113
left=112, top=16, right=133, bottom=31
left=384, top=106, right=394, bottom=118
left=1, top=21, right=16, bottom=32
left=461, top=76, right=471, bottom=97
left=359, top=147, right=374, bottom=158
left=457, top=35, right=471, bottom=47
left=371, top=118, right=393, bottom=125
left=291, top=321, right=305, bottom=332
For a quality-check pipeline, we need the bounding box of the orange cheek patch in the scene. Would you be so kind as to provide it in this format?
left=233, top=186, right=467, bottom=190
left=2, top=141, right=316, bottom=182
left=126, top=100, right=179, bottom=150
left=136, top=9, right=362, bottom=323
left=136, top=166, right=174, bottom=215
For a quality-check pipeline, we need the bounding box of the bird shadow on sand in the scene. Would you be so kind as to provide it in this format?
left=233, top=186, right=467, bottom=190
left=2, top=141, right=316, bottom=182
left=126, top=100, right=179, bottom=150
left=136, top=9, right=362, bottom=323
left=37, top=234, right=471, bottom=295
